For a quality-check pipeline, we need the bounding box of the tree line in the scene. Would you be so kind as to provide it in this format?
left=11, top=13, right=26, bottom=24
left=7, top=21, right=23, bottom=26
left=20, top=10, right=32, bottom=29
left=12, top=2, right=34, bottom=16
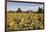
left=7, top=7, right=44, bottom=13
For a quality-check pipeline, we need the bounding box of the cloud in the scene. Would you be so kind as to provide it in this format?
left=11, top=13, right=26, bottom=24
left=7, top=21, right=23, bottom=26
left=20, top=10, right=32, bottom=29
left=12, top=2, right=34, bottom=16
left=7, top=2, right=43, bottom=11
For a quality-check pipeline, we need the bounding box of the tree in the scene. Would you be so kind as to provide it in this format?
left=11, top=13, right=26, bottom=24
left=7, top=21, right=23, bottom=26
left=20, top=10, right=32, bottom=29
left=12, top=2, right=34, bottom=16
left=7, top=11, right=15, bottom=13
left=16, top=8, right=22, bottom=13
left=37, top=7, right=44, bottom=13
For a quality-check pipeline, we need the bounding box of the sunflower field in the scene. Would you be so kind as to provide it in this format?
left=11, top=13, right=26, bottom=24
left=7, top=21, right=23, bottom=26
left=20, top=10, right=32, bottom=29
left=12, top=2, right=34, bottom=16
left=7, top=13, right=44, bottom=31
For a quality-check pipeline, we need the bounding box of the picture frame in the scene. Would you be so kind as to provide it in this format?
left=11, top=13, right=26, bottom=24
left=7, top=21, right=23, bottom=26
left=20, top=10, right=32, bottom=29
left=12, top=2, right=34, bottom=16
left=5, top=0, right=44, bottom=32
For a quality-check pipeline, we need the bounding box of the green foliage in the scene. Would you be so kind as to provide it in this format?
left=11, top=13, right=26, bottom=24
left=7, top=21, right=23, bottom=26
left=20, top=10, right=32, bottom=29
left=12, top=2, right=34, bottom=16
left=16, top=8, right=22, bottom=13
left=37, top=7, right=44, bottom=13
left=7, top=11, right=15, bottom=13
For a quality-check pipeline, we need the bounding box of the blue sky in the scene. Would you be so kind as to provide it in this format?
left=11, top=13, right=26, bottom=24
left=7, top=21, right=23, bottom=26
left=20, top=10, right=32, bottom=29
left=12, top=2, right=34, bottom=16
left=7, top=2, right=43, bottom=11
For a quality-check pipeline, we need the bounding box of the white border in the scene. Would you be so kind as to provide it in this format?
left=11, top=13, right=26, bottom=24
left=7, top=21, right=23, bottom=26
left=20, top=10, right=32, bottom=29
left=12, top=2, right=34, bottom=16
left=0, top=0, right=46, bottom=32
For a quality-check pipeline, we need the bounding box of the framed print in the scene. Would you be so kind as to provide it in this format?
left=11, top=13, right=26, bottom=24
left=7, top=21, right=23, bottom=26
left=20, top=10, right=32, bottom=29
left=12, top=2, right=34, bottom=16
left=5, top=0, right=44, bottom=32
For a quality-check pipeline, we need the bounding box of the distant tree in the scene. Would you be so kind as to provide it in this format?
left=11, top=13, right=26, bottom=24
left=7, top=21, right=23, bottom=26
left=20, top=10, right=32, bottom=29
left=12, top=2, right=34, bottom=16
left=16, top=8, right=22, bottom=13
left=7, top=11, right=15, bottom=13
left=37, top=7, right=44, bottom=13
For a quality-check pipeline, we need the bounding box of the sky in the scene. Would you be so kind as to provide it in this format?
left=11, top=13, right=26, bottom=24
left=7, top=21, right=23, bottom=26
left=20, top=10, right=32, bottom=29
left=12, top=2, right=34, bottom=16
left=7, top=2, right=43, bottom=11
